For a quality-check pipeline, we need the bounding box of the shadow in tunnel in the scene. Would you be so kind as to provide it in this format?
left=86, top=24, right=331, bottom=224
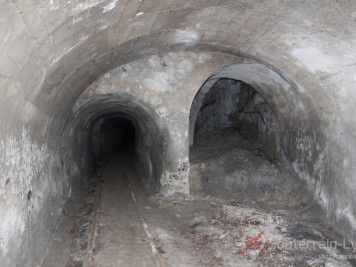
left=72, top=95, right=169, bottom=193
left=92, top=117, right=136, bottom=159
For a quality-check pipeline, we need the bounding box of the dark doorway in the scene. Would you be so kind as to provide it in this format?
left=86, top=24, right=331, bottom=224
left=92, top=117, right=136, bottom=158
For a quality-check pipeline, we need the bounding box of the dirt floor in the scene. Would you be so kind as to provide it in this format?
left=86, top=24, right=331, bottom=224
left=42, top=130, right=356, bottom=267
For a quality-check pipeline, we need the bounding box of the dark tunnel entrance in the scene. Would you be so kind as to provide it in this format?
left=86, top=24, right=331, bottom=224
left=91, top=117, right=136, bottom=160
left=74, top=95, right=169, bottom=193
left=190, top=78, right=277, bottom=161
left=189, top=77, right=285, bottom=199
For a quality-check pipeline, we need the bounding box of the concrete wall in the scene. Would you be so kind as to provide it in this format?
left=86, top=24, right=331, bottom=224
left=0, top=0, right=356, bottom=265
left=193, top=79, right=241, bottom=135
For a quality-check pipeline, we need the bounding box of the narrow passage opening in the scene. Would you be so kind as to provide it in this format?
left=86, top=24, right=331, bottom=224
left=91, top=117, right=136, bottom=159
left=189, top=78, right=301, bottom=208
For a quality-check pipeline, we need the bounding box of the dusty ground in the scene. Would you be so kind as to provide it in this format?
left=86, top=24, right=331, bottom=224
left=43, top=130, right=356, bottom=267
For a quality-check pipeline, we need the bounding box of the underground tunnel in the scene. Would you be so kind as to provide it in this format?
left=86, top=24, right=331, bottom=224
left=70, top=95, right=169, bottom=194
left=91, top=117, right=136, bottom=158
left=1, top=1, right=356, bottom=266
left=189, top=77, right=279, bottom=196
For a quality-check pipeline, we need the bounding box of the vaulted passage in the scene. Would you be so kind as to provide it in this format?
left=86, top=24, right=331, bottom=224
left=191, top=78, right=277, bottom=159
left=189, top=78, right=281, bottom=197
left=1, top=1, right=356, bottom=266
left=70, top=94, right=169, bottom=193
left=41, top=60, right=355, bottom=266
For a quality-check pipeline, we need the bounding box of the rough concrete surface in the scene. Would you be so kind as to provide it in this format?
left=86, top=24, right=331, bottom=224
left=1, top=0, right=356, bottom=265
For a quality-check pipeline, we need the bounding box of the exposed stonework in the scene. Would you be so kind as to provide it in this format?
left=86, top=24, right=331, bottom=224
left=72, top=51, right=236, bottom=196
left=0, top=0, right=356, bottom=265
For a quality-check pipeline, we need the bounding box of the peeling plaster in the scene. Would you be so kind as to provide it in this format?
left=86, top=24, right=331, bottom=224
left=0, top=127, right=75, bottom=266
left=1, top=0, right=356, bottom=265
left=0, top=128, right=49, bottom=263
left=291, top=46, right=335, bottom=74
left=290, top=43, right=356, bottom=75
left=102, top=0, right=119, bottom=13
left=174, top=29, right=200, bottom=43
left=49, top=0, right=60, bottom=11
left=71, top=0, right=101, bottom=14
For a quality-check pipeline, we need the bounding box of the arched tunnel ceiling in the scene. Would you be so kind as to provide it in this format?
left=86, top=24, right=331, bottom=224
left=1, top=2, right=356, bottom=265
left=71, top=94, right=167, bottom=134
left=1, top=0, right=356, bottom=133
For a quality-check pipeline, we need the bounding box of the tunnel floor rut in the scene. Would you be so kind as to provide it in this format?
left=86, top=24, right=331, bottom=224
left=88, top=156, right=160, bottom=267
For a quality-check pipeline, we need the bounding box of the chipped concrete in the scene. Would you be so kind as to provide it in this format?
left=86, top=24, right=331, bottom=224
left=74, top=51, right=231, bottom=195
left=102, top=0, right=119, bottom=13
left=0, top=128, right=77, bottom=266
left=1, top=0, right=356, bottom=265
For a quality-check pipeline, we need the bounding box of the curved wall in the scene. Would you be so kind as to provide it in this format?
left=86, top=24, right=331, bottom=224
left=0, top=1, right=356, bottom=265
left=70, top=94, right=168, bottom=192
